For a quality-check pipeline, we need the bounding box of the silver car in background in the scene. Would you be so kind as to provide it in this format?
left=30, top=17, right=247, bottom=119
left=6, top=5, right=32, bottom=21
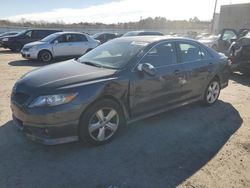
left=21, top=32, right=100, bottom=62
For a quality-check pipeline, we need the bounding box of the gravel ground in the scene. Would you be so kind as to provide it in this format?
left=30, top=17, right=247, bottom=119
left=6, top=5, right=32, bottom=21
left=0, top=48, right=250, bottom=188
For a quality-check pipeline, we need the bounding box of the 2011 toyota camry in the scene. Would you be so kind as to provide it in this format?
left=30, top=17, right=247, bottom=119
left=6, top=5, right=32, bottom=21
left=11, top=36, right=231, bottom=145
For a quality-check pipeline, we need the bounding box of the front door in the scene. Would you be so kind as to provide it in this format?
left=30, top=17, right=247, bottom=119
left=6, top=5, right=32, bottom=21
left=130, top=42, right=187, bottom=117
left=52, top=34, right=75, bottom=57
left=21, top=30, right=35, bottom=45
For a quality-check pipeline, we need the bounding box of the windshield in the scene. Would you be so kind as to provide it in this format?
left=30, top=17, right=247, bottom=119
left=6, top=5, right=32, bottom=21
left=41, top=33, right=60, bottom=42
left=78, top=39, right=149, bottom=69
left=92, top=33, right=101, bottom=39
left=123, top=31, right=140, bottom=37
left=15, top=30, right=27, bottom=36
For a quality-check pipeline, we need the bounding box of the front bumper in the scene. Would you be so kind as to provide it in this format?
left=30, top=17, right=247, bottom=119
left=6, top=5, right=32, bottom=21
left=11, top=102, right=84, bottom=145
left=21, top=49, right=38, bottom=60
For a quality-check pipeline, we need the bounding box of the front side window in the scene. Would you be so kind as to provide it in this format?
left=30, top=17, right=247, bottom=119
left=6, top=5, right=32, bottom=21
left=56, top=34, right=73, bottom=43
left=140, top=42, right=177, bottom=67
left=178, top=43, right=202, bottom=63
left=24, top=31, right=32, bottom=38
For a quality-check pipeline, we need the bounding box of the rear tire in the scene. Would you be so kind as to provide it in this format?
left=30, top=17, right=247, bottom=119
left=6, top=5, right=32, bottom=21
left=202, top=78, right=220, bottom=106
left=79, top=99, right=125, bottom=145
left=39, top=50, right=53, bottom=62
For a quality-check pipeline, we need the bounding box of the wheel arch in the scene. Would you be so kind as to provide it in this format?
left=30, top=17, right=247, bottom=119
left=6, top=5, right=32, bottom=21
left=38, top=49, right=53, bottom=60
left=79, top=95, right=130, bottom=125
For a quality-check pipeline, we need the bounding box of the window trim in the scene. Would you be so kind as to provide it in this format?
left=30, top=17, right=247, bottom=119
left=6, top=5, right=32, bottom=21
left=176, top=41, right=206, bottom=64
left=131, top=41, right=178, bottom=71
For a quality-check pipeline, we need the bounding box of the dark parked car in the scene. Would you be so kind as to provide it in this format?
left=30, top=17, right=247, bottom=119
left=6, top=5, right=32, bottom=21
left=213, top=28, right=249, bottom=54
left=1, top=29, right=61, bottom=52
left=11, top=36, right=230, bottom=145
left=229, top=31, right=250, bottom=73
left=92, top=32, right=120, bottom=44
left=0, top=31, right=19, bottom=38
left=122, top=31, right=164, bottom=37
left=0, top=31, right=19, bottom=47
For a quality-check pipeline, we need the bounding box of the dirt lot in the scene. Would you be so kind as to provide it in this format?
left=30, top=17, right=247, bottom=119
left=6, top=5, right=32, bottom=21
left=0, top=48, right=250, bottom=188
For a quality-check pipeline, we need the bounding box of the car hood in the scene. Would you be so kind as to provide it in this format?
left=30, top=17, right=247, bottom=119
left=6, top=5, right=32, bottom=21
left=0, top=35, right=16, bottom=40
left=23, top=41, right=46, bottom=48
left=19, top=59, right=117, bottom=90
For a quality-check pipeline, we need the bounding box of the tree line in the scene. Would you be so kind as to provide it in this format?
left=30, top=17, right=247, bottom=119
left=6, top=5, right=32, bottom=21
left=0, top=16, right=210, bottom=30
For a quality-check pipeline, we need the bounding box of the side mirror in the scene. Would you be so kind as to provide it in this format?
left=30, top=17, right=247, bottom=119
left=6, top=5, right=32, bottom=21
left=137, top=63, right=156, bottom=76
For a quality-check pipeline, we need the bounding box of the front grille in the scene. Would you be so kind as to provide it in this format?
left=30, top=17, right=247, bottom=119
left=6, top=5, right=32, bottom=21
left=12, top=92, right=30, bottom=105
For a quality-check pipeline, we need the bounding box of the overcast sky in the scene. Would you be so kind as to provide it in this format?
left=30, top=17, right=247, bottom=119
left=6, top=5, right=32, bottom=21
left=1, top=0, right=250, bottom=23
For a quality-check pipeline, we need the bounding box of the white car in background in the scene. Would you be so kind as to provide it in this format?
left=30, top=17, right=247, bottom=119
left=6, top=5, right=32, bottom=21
left=198, top=35, right=220, bottom=50
left=21, top=32, right=100, bottom=62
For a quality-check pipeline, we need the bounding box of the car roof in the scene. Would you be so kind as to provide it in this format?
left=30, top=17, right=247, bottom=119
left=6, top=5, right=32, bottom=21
left=115, top=36, right=198, bottom=43
left=52, top=31, right=87, bottom=35
left=25, top=29, right=62, bottom=31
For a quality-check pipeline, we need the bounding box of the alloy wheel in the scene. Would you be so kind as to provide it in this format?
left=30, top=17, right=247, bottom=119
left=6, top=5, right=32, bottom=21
left=206, top=81, right=220, bottom=104
left=41, top=52, right=52, bottom=62
left=88, top=108, right=119, bottom=142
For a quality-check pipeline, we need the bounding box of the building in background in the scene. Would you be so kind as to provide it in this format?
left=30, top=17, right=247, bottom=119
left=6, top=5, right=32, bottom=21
left=218, top=3, right=250, bottom=33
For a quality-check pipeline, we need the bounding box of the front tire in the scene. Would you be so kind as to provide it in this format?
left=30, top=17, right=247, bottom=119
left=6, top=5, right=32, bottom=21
left=203, top=78, right=220, bottom=106
left=79, top=99, right=124, bottom=145
left=39, top=50, right=53, bottom=62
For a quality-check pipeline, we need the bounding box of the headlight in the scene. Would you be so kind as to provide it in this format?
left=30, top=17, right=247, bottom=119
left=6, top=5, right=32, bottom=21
left=29, top=45, right=38, bottom=51
left=29, top=93, right=78, bottom=108
left=2, top=38, right=8, bottom=42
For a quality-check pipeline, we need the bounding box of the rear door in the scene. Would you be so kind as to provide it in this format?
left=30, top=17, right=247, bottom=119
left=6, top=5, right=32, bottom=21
left=176, top=41, right=213, bottom=99
left=70, top=34, right=89, bottom=55
left=130, top=41, right=187, bottom=117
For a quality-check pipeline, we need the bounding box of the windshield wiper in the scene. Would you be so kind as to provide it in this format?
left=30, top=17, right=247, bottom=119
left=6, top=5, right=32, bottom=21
left=82, top=61, right=104, bottom=68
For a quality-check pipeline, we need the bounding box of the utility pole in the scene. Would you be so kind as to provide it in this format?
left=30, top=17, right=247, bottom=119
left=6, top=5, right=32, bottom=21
left=211, top=0, right=218, bottom=34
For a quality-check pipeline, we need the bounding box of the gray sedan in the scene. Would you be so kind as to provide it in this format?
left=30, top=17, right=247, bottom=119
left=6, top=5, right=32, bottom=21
left=21, top=32, right=100, bottom=62
left=11, top=36, right=231, bottom=145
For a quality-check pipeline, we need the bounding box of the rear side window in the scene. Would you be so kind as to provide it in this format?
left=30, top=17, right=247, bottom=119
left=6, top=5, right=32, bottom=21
left=24, top=31, right=32, bottom=38
left=178, top=43, right=202, bottom=63
left=140, top=42, right=177, bottom=67
left=200, top=47, right=213, bottom=60
left=72, top=34, right=88, bottom=42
